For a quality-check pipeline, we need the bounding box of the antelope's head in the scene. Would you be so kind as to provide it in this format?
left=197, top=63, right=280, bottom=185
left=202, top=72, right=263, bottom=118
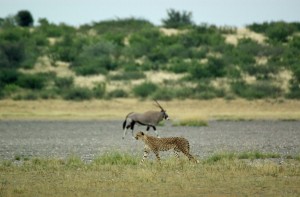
left=154, top=100, right=169, bottom=120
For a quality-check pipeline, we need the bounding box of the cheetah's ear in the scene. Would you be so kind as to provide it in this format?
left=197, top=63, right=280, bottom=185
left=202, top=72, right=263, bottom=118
left=141, top=131, right=144, bottom=135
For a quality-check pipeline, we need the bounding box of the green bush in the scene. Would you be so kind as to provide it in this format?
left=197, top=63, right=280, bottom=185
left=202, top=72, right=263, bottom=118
left=20, top=92, right=39, bottom=100
left=0, top=27, right=40, bottom=69
left=247, top=21, right=298, bottom=43
left=173, top=87, right=194, bottom=99
left=37, top=19, right=76, bottom=37
left=287, top=66, right=300, bottom=99
left=179, top=25, right=225, bottom=48
left=151, top=87, right=174, bottom=101
left=162, top=9, right=194, bottom=28
left=122, top=62, right=141, bottom=72
left=231, top=80, right=282, bottom=99
left=133, top=82, right=158, bottom=98
left=126, top=28, right=161, bottom=58
left=168, top=59, right=190, bottom=73
left=107, top=89, right=128, bottom=98
left=188, top=57, right=226, bottom=80
left=64, top=87, right=93, bottom=101
left=17, top=74, right=46, bottom=90
left=2, top=84, right=20, bottom=95
left=71, top=41, right=119, bottom=75
left=0, top=41, right=25, bottom=68
left=54, top=76, right=74, bottom=89
left=93, top=83, right=106, bottom=99
left=40, top=89, right=57, bottom=99
left=0, top=69, right=21, bottom=86
left=243, top=63, right=280, bottom=80
left=73, top=65, right=108, bottom=76
left=82, top=18, right=154, bottom=34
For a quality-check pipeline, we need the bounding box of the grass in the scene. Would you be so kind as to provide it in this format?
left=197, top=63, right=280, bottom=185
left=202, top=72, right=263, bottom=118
left=0, top=151, right=300, bottom=196
left=1, top=98, right=300, bottom=121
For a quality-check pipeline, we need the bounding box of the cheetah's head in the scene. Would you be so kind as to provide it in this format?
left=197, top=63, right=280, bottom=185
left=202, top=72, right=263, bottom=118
left=135, top=131, right=145, bottom=140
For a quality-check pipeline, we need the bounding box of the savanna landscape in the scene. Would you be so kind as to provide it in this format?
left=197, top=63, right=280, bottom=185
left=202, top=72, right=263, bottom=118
left=0, top=10, right=300, bottom=196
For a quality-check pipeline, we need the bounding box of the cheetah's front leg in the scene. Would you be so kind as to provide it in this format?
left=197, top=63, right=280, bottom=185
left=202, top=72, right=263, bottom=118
left=140, top=145, right=150, bottom=164
left=153, top=150, right=161, bottom=162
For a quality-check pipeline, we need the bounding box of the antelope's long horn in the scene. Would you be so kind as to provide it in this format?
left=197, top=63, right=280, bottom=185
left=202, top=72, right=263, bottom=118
left=154, top=100, right=164, bottom=110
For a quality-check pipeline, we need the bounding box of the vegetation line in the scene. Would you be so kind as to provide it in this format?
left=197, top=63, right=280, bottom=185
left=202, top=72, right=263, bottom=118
left=1, top=10, right=300, bottom=101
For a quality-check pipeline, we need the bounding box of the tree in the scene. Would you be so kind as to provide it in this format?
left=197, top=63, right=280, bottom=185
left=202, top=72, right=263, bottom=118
left=15, top=10, right=34, bottom=27
left=162, top=9, right=193, bottom=28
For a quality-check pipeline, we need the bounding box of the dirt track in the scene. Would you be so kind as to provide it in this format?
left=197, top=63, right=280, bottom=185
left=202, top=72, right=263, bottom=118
left=0, top=120, right=299, bottom=161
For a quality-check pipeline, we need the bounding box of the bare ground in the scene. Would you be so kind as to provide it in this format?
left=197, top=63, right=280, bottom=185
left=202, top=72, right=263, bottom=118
left=0, top=120, right=299, bottom=161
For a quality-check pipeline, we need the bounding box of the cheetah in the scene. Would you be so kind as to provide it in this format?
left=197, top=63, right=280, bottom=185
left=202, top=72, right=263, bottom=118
left=135, top=131, right=198, bottom=163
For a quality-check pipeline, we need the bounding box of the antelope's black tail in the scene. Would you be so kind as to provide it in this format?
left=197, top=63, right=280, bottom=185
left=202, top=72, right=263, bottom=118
left=122, top=112, right=134, bottom=129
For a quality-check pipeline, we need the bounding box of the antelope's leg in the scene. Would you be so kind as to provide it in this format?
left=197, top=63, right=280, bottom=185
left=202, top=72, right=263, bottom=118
left=153, top=126, right=160, bottom=138
left=122, top=128, right=127, bottom=139
left=130, top=121, right=135, bottom=138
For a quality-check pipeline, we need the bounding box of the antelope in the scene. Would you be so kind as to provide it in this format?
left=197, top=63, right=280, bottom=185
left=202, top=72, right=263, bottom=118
left=122, top=100, right=169, bottom=139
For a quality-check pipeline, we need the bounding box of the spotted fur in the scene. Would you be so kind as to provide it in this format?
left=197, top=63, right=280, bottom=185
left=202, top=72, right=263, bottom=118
left=135, top=131, right=198, bottom=163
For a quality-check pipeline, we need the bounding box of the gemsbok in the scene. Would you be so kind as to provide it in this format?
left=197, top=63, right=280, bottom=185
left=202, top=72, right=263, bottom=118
left=122, top=100, right=169, bottom=139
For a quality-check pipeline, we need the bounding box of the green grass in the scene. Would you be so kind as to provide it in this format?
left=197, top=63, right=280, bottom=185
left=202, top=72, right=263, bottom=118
left=0, top=151, right=299, bottom=196
left=203, top=151, right=281, bottom=164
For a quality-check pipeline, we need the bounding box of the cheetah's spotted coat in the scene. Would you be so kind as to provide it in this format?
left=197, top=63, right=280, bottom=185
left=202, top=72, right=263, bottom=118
left=135, top=131, right=198, bottom=163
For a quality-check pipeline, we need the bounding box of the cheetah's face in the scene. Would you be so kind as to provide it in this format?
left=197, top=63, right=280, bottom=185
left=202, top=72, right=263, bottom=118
left=135, top=131, right=145, bottom=140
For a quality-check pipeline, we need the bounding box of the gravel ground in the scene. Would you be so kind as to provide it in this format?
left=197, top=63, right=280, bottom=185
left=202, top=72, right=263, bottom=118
left=0, top=120, right=299, bottom=161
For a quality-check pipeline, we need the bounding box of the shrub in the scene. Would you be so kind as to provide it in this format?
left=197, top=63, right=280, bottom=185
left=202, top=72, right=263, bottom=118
left=168, top=59, right=190, bottom=73
left=188, top=57, right=226, bottom=80
left=0, top=41, right=25, bottom=68
left=17, top=74, right=46, bottom=90
left=73, top=65, right=108, bottom=76
left=133, top=82, right=158, bottom=98
left=0, top=27, right=40, bottom=69
left=64, top=87, right=93, bottom=101
left=286, top=67, right=300, bottom=99
left=173, top=87, right=194, bottom=99
left=126, top=28, right=161, bottom=58
left=84, top=18, right=154, bottom=35
left=188, top=61, right=210, bottom=79
left=247, top=21, right=297, bottom=43
left=244, top=63, right=280, bottom=80
left=231, top=80, right=282, bottom=99
left=122, top=62, right=141, bottom=72
left=107, top=89, right=128, bottom=98
left=193, top=81, right=225, bottom=99
left=93, top=83, right=106, bottom=99
left=20, top=92, right=39, bottom=100
left=151, top=87, right=174, bottom=101
left=0, top=69, right=21, bottom=85
left=71, top=41, right=119, bottom=75
left=54, top=76, right=74, bottom=89
left=40, top=89, right=57, bottom=99
left=266, top=22, right=296, bottom=43
left=37, top=19, right=76, bottom=37
left=162, top=9, right=194, bottom=28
